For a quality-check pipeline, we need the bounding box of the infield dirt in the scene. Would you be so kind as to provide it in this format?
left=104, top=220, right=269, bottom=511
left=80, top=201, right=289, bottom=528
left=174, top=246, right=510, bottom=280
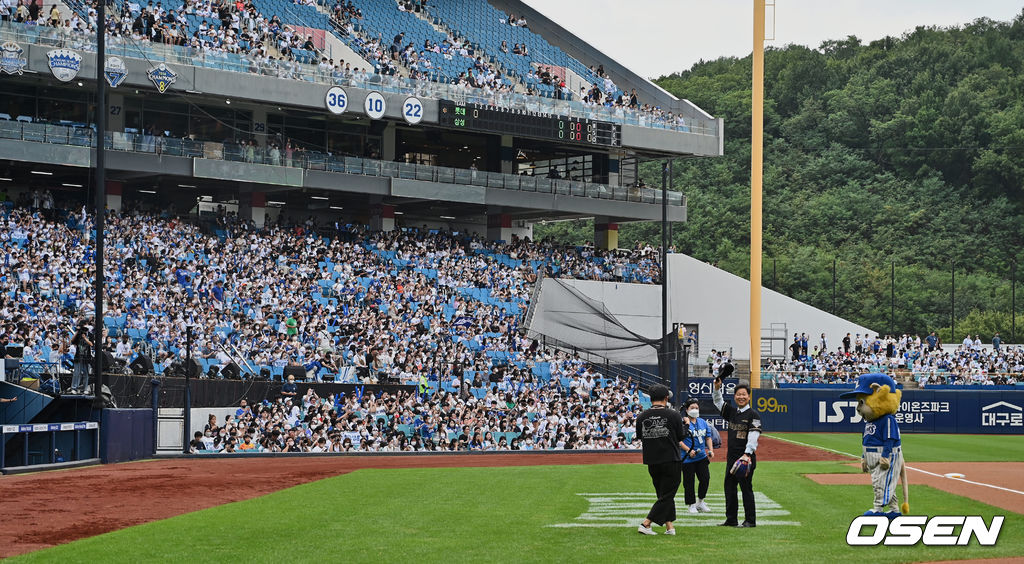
left=0, top=436, right=846, bottom=557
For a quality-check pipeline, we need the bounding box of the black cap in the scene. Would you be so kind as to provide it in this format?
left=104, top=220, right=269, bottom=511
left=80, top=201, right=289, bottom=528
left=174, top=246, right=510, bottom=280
left=648, top=385, right=671, bottom=401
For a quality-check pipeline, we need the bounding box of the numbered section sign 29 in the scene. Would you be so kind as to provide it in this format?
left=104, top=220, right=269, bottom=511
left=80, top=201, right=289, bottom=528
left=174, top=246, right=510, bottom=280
left=325, top=86, right=348, bottom=115
left=403, top=96, right=423, bottom=125
left=364, top=91, right=386, bottom=120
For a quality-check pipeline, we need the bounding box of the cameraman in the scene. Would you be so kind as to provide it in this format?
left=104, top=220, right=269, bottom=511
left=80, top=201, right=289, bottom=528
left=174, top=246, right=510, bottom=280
left=70, top=324, right=93, bottom=394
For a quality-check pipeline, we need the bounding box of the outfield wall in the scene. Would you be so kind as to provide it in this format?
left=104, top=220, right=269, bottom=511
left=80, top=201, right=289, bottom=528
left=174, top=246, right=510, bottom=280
left=730, top=389, right=1024, bottom=435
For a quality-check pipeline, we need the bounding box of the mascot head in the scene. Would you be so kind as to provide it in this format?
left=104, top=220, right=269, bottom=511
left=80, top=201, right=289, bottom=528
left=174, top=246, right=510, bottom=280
left=839, top=373, right=902, bottom=422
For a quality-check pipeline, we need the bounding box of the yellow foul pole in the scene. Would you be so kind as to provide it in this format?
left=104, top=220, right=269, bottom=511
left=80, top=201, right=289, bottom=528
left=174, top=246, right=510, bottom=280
left=750, top=0, right=765, bottom=388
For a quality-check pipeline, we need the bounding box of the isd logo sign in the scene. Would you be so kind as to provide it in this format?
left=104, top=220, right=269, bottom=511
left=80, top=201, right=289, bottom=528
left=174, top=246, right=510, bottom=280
left=147, top=63, right=177, bottom=93
left=0, top=41, right=27, bottom=75
left=47, top=49, right=83, bottom=82
left=104, top=56, right=128, bottom=88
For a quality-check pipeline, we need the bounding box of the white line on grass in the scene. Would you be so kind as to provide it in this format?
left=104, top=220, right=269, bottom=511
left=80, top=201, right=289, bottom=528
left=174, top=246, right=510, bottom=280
left=905, top=466, right=1024, bottom=496
left=547, top=521, right=803, bottom=528
left=770, top=435, right=860, bottom=458
left=772, top=434, right=1024, bottom=497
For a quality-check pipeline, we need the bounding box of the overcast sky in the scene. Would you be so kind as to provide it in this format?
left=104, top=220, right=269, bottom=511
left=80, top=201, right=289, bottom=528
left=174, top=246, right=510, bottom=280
left=520, top=1, right=1023, bottom=79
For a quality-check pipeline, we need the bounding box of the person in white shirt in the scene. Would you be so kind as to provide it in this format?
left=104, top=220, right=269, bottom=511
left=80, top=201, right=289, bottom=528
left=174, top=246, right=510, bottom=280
left=114, top=336, right=133, bottom=360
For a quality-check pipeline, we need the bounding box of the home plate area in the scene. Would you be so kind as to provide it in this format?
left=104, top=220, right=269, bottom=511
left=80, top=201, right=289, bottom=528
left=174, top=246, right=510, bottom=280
left=548, top=492, right=801, bottom=528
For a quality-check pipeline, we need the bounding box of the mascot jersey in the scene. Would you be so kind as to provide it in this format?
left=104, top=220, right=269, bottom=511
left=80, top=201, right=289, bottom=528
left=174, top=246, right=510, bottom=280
left=862, top=412, right=901, bottom=459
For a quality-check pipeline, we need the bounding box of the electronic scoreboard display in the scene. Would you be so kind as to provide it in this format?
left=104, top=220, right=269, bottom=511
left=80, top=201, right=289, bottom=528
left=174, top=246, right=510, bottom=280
left=438, top=100, right=622, bottom=147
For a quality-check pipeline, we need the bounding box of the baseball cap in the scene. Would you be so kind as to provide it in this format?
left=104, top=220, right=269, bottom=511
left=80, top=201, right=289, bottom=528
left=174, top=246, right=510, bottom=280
left=839, top=373, right=900, bottom=398
left=648, top=385, right=671, bottom=401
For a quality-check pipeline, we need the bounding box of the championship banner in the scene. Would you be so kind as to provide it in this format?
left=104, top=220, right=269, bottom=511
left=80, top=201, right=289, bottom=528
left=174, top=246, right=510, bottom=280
left=47, top=49, right=82, bottom=82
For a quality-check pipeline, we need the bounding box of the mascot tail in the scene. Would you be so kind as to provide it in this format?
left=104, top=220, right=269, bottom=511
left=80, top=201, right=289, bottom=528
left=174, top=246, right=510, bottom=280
left=900, top=461, right=910, bottom=514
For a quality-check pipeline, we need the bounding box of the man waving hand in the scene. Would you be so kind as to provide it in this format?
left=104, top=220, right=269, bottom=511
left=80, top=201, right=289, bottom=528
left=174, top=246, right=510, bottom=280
left=713, top=378, right=762, bottom=527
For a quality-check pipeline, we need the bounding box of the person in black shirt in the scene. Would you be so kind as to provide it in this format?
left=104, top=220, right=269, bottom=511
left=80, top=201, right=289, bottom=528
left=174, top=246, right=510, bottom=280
left=713, top=379, right=762, bottom=527
left=635, top=384, right=686, bottom=536
left=70, top=323, right=93, bottom=394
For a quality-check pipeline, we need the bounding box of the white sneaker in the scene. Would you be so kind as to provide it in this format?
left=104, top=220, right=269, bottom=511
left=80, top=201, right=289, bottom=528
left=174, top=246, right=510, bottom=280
left=637, top=524, right=657, bottom=535
left=688, top=504, right=698, bottom=514
left=697, top=500, right=711, bottom=513
left=664, top=528, right=676, bottom=535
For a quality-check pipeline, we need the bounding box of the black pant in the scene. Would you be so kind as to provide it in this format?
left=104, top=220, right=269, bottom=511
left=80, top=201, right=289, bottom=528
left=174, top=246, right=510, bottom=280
left=724, top=453, right=756, bottom=524
left=682, top=458, right=710, bottom=505
left=646, top=460, right=681, bottom=525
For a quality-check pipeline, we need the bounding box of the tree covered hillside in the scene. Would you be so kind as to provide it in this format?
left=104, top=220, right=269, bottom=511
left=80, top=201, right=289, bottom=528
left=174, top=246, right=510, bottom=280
left=537, top=12, right=1024, bottom=342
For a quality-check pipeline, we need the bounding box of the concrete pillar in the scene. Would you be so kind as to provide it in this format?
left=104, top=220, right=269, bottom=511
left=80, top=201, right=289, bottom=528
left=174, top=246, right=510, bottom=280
left=238, top=191, right=267, bottom=227
left=105, top=180, right=122, bottom=212
left=487, top=212, right=512, bottom=243
left=499, top=134, right=515, bottom=174
left=381, top=122, right=396, bottom=161
left=370, top=204, right=395, bottom=232
left=107, top=93, right=125, bottom=133
left=594, top=217, right=618, bottom=250
left=251, top=108, right=267, bottom=147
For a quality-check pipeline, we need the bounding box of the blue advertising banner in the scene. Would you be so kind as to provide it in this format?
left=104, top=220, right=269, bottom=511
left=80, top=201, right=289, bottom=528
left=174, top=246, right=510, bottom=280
left=737, top=388, right=1024, bottom=434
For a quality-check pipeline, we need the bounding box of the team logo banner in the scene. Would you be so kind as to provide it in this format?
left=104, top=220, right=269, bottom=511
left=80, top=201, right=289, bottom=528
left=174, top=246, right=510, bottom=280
left=0, top=41, right=27, bottom=75
left=104, top=56, right=127, bottom=87
left=147, top=63, right=177, bottom=93
left=47, top=49, right=83, bottom=82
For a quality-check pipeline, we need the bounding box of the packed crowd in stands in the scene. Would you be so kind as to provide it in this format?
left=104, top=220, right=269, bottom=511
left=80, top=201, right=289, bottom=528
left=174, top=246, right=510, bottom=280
left=189, top=359, right=646, bottom=453
left=765, top=331, right=1022, bottom=386
left=0, top=197, right=660, bottom=392
left=5, top=0, right=697, bottom=131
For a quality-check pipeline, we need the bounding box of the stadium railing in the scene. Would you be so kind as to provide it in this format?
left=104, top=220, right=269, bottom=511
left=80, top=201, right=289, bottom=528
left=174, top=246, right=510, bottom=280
left=764, top=369, right=1023, bottom=386
left=0, top=120, right=685, bottom=207
left=0, top=23, right=717, bottom=136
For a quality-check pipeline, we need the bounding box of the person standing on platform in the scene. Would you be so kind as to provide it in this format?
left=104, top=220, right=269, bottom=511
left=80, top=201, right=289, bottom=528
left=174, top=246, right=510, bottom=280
left=70, top=323, right=92, bottom=394
left=713, top=378, right=762, bottom=527
left=636, top=384, right=686, bottom=536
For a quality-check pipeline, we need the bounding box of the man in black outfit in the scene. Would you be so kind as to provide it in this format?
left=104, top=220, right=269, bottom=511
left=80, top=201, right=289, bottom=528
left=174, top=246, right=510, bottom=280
left=636, top=384, right=686, bottom=536
left=713, top=378, right=761, bottom=527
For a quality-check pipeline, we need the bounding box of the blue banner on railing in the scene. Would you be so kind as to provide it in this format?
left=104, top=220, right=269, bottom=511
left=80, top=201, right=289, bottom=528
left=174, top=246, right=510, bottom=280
left=744, top=389, right=1024, bottom=434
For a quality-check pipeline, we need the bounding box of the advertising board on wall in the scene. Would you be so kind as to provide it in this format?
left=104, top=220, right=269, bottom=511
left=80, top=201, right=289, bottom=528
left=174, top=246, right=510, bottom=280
left=733, top=389, right=1024, bottom=434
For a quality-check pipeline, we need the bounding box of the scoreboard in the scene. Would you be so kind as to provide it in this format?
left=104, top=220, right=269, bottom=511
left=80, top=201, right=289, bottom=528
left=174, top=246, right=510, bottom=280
left=438, top=100, right=621, bottom=147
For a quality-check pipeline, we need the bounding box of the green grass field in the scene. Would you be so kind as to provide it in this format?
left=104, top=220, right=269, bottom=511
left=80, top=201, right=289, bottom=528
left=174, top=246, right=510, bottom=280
left=773, top=432, right=1024, bottom=462
left=11, top=452, right=1023, bottom=563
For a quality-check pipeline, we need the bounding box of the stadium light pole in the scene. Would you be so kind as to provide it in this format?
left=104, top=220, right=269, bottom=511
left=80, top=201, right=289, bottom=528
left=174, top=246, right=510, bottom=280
left=950, top=261, right=955, bottom=343
left=183, top=324, right=192, bottom=454
left=832, top=258, right=837, bottom=315
left=890, top=261, right=895, bottom=335
left=660, top=161, right=668, bottom=387
left=1011, top=260, right=1016, bottom=343
left=749, top=0, right=766, bottom=389
left=91, top=0, right=107, bottom=410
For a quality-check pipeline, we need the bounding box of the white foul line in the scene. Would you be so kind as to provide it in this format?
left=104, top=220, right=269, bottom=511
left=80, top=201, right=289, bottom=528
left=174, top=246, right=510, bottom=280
left=905, top=466, right=1024, bottom=496
left=769, top=435, right=860, bottom=458
left=772, top=435, right=1024, bottom=497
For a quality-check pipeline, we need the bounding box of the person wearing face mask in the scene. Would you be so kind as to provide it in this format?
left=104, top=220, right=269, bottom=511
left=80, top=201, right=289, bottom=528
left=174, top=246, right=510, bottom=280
left=681, top=398, right=715, bottom=514
left=713, top=378, right=762, bottom=527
